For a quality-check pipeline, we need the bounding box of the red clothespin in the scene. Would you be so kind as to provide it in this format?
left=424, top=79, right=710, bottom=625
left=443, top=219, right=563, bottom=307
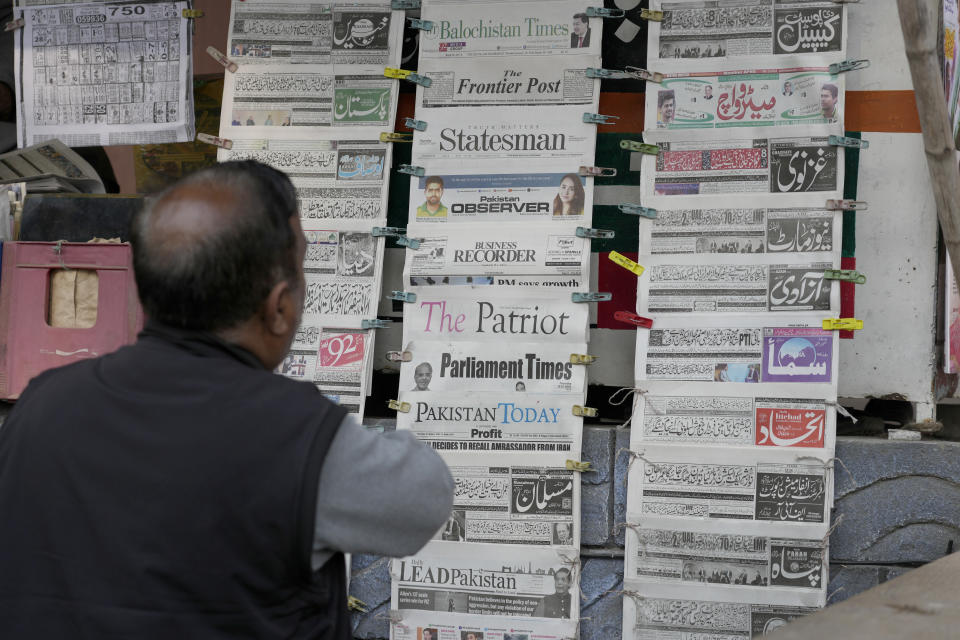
left=614, top=311, right=654, bottom=328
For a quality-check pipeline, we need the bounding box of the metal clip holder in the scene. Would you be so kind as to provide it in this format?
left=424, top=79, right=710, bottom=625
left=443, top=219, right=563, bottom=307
left=384, top=67, right=432, bottom=87
left=829, top=135, right=869, bottom=149
left=609, top=251, right=645, bottom=277
left=620, top=140, right=659, bottom=155
left=572, top=292, right=612, bottom=303
left=824, top=269, right=866, bottom=284
left=388, top=290, right=417, bottom=303
left=566, top=460, right=593, bottom=472
left=386, top=351, right=413, bottom=363
left=397, top=164, right=425, bottom=177
left=572, top=405, right=598, bottom=418
left=388, top=399, right=411, bottom=412
left=404, top=117, right=427, bottom=131
left=576, top=227, right=615, bottom=239
left=579, top=166, right=617, bottom=177
left=829, top=59, right=870, bottom=74
left=408, top=18, right=433, bottom=31
left=380, top=132, right=412, bottom=143
left=570, top=354, right=598, bottom=365
left=585, top=7, right=625, bottom=18
left=361, top=319, right=391, bottom=330
left=822, top=318, right=864, bottom=331
left=583, top=113, right=620, bottom=125
left=614, top=311, right=654, bottom=328
left=197, top=133, right=233, bottom=150
left=826, top=199, right=868, bottom=211
left=619, top=203, right=658, bottom=219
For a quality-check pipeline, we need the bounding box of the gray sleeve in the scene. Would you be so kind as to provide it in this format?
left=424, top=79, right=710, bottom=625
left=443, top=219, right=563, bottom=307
left=312, top=414, right=454, bottom=564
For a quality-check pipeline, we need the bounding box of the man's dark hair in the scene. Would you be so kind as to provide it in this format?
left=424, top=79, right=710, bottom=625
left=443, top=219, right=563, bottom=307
left=822, top=83, right=838, bottom=99
left=554, top=567, right=571, bottom=579
left=573, top=12, right=588, bottom=23
left=130, top=160, right=299, bottom=332
left=424, top=175, right=444, bottom=189
left=658, top=90, right=675, bottom=107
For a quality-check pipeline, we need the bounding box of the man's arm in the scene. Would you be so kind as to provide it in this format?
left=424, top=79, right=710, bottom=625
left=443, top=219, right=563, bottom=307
left=312, top=414, right=454, bottom=566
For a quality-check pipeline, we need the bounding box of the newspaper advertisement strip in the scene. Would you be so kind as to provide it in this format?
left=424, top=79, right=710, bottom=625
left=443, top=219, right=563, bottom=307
left=400, top=342, right=588, bottom=395
left=417, top=55, right=598, bottom=109
left=407, top=170, right=593, bottom=226
left=220, top=65, right=397, bottom=137
left=641, top=207, right=840, bottom=255
left=404, top=224, right=589, bottom=289
left=637, top=259, right=839, bottom=315
left=623, top=594, right=820, bottom=639
left=392, top=543, right=580, bottom=620
left=636, top=319, right=838, bottom=386
left=280, top=325, right=374, bottom=418
left=644, top=64, right=844, bottom=141
left=411, top=106, right=597, bottom=168
left=14, top=1, right=195, bottom=148
left=299, top=225, right=384, bottom=320
left=641, top=137, right=844, bottom=209
left=392, top=608, right=578, bottom=640
left=401, top=289, right=590, bottom=345
left=432, top=453, right=580, bottom=548
left=626, top=447, right=832, bottom=531
left=419, top=0, right=602, bottom=60
left=630, top=383, right=835, bottom=451
left=219, top=137, right=391, bottom=223
left=396, top=391, right=583, bottom=457
left=648, top=0, right=847, bottom=65
left=227, top=0, right=403, bottom=67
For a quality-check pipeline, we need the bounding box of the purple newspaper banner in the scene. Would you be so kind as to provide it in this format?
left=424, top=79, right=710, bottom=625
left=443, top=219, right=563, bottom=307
left=762, top=327, right=833, bottom=383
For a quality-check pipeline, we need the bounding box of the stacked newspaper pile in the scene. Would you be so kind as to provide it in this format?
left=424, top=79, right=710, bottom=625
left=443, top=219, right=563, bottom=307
left=389, top=2, right=605, bottom=639
left=218, top=0, right=406, bottom=419
left=622, top=1, right=853, bottom=637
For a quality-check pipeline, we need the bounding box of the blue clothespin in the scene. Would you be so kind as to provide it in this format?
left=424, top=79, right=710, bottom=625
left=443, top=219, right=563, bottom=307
left=397, top=236, right=421, bottom=250
left=361, top=319, right=392, bottom=330
left=586, top=7, right=625, bottom=18
left=576, top=227, right=615, bottom=239
left=404, top=117, right=427, bottom=131
left=398, top=164, right=425, bottom=177
left=583, top=113, right=619, bottom=125
left=388, top=291, right=417, bottom=303
left=620, top=140, right=659, bottom=154
left=408, top=18, right=433, bottom=31
left=828, top=59, right=870, bottom=74
left=829, top=135, right=869, bottom=149
left=391, top=0, right=420, bottom=10
left=619, top=203, right=658, bottom=219
left=572, top=292, right=612, bottom=303
left=371, top=226, right=406, bottom=238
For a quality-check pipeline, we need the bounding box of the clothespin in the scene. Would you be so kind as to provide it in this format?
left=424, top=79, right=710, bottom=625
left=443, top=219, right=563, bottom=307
left=620, top=140, right=659, bottom=154
left=583, top=113, right=620, bottom=125
left=206, top=47, right=238, bottom=73
left=824, top=269, right=866, bottom=284
left=829, top=135, right=869, bottom=149
left=570, top=354, right=598, bottom=365
left=619, top=203, right=658, bottom=219
left=572, top=292, right=612, bottom=303
left=579, top=166, right=617, bottom=177
left=576, top=227, right=615, bottom=239
left=397, top=236, right=421, bottom=249
left=4, top=17, right=23, bottom=31
left=182, top=8, right=203, bottom=18
left=380, top=132, right=412, bottom=143
left=408, top=17, right=433, bottom=31
left=572, top=405, right=598, bottom=417
left=640, top=8, right=664, bottom=21
left=625, top=66, right=664, bottom=83
left=826, top=199, right=867, bottom=211
left=828, top=59, right=870, bottom=74
left=398, top=164, right=425, bottom=177
left=361, top=319, right=392, bottom=330
left=384, top=67, right=432, bottom=87
left=822, top=318, right=863, bottom=331
left=586, top=7, right=625, bottom=18
left=347, top=596, right=369, bottom=613
left=585, top=68, right=634, bottom=80
left=392, top=0, right=420, bottom=8
left=608, top=251, right=645, bottom=276
left=614, top=311, right=654, bottom=328
left=388, top=399, right=411, bottom=412
left=387, top=290, right=417, bottom=303
left=386, top=351, right=413, bottom=362
left=371, top=226, right=406, bottom=238
left=566, top=460, right=593, bottom=472
left=196, top=133, right=233, bottom=150
left=831, top=0, right=859, bottom=4
left=404, top=117, right=427, bottom=131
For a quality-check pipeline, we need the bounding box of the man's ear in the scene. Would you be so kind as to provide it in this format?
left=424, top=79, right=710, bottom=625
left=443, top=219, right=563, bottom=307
left=263, top=279, right=296, bottom=336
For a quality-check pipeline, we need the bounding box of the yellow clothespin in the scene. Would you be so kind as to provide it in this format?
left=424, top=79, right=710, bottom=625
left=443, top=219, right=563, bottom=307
left=388, top=399, right=411, bottom=412
left=569, top=354, right=598, bottom=365
left=822, top=318, right=863, bottom=331
left=380, top=132, right=413, bottom=143
left=566, top=460, right=593, bottom=472
left=609, top=251, right=644, bottom=277
left=572, top=405, right=598, bottom=418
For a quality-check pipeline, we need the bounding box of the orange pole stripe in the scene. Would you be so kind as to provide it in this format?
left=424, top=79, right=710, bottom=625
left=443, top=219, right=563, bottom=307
left=397, top=90, right=921, bottom=134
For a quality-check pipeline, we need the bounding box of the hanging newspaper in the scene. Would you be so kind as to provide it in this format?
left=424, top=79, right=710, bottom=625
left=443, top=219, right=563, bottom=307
left=417, top=56, right=598, bottom=109
left=630, top=381, right=836, bottom=452
left=635, top=318, right=838, bottom=387
left=14, top=1, right=195, bottom=148
left=407, top=169, right=593, bottom=226
left=419, top=0, right=602, bottom=60
left=399, top=342, right=588, bottom=395
left=396, top=391, right=584, bottom=456
left=392, top=609, right=577, bottom=640
left=637, top=259, right=839, bottom=315
left=402, top=289, right=590, bottom=345
left=227, top=0, right=402, bottom=66
left=648, top=0, right=847, bottom=65
left=641, top=136, right=843, bottom=208
left=623, top=519, right=827, bottom=605
left=644, top=64, right=844, bottom=141
left=219, top=137, right=391, bottom=223
left=625, top=447, right=833, bottom=534
left=300, top=225, right=384, bottom=321
left=640, top=207, right=840, bottom=255
left=392, top=543, right=580, bottom=620
left=411, top=106, right=597, bottom=168
left=623, top=594, right=820, bottom=640
left=220, top=65, right=397, bottom=137
left=432, top=452, right=580, bottom=548
left=279, top=325, right=375, bottom=418
left=404, top=224, right=589, bottom=289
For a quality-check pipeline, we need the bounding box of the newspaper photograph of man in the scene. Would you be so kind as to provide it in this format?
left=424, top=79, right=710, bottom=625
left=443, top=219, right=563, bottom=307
left=418, top=175, right=448, bottom=219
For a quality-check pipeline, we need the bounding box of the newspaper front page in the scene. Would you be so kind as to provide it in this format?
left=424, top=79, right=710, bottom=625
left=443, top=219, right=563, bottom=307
left=419, top=0, right=602, bottom=60
left=404, top=224, right=590, bottom=289
left=644, top=63, right=844, bottom=141
left=407, top=169, right=593, bottom=227
left=227, top=0, right=402, bottom=66
left=399, top=342, right=588, bottom=395
left=15, top=0, right=195, bottom=147
left=640, top=136, right=844, bottom=208
left=396, top=391, right=584, bottom=457
left=433, top=452, right=580, bottom=548
left=220, top=137, right=391, bottom=224
left=299, top=224, right=384, bottom=321
left=402, top=289, right=590, bottom=345
left=648, top=0, right=847, bottom=65
left=392, top=543, right=580, bottom=621
left=392, top=609, right=577, bottom=640
left=641, top=207, right=839, bottom=255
